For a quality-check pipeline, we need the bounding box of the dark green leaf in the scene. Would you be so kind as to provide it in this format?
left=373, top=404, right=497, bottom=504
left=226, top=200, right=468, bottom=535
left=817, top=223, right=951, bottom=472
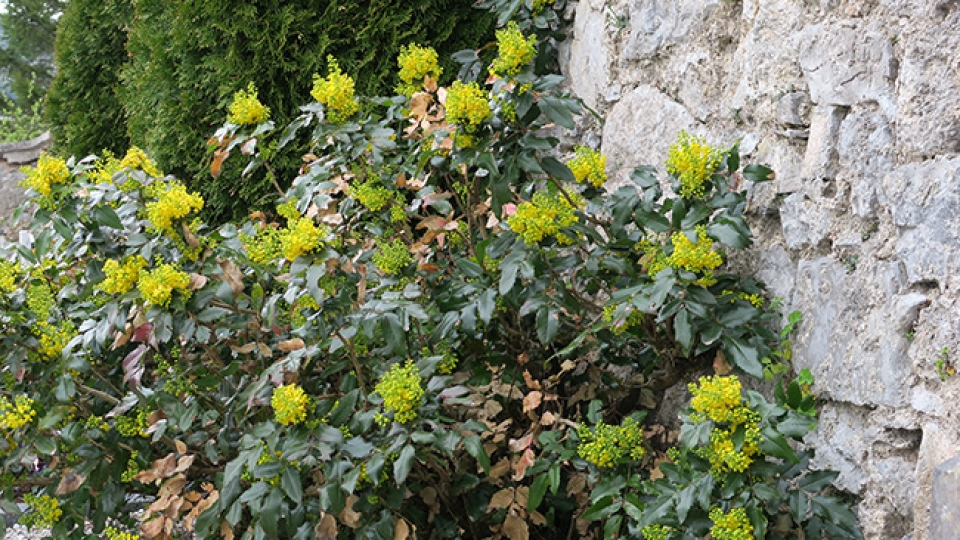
left=281, top=467, right=302, bottom=505
left=708, top=221, right=751, bottom=249
left=536, top=306, right=559, bottom=344
left=529, top=474, right=549, bottom=511
left=723, top=338, right=764, bottom=379
left=393, top=444, right=416, bottom=485
left=580, top=495, right=620, bottom=522
left=477, top=289, right=497, bottom=325
left=743, top=164, right=775, bottom=183
left=760, top=426, right=799, bottom=463
left=538, top=95, right=576, bottom=129
left=463, top=435, right=490, bottom=473
left=93, top=205, right=123, bottom=229
left=674, top=309, right=694, bottom=354
left=541, top=156, right=576, bottom=182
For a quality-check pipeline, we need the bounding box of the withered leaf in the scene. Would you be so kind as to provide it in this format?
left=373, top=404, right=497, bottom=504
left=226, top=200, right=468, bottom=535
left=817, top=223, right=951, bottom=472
left=339, top=495, right=362, bottom=528
left=315, top=514, right=338, bottom=540
left=277, top=338, right=305, bottom=352
left=502, top=515, right=529, bottom=540
left=513, top=448, right=536, bottom=481
left=487, top=488, right=515, bottom=512
left=219, top=259, right=245, bottom=296
left=393, top=518, right=412, bottom=540
left=55, top=472, right=86, bottom=495
left=522, top=391, right=542, bottom=413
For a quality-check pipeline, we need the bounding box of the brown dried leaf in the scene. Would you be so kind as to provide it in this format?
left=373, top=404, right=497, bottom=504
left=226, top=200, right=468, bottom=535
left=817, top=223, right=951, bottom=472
left=502, top=515, right=529, bottom=540
left=231, top=343, right=257, bottom=355
left=340, top=495, right=362, bottom=528
left=315, top=514, right=338, bottom=540
left=489, top=458, right=511, bottom=480
left=174, top=440, right=188, bottom=455
left=257, top=342, right=273, bottom=358
left=522, top=391, right=542, bottom=413
left=508, top=432, right=534, bottom=453
left=277, top=338, right=305, bottom=352
left=566, top=474, right=586, bottom=496
left=393, top=518, right=411, bottom=540
left=521, top=371, right=541, bottom=390
left=220, top=521, right=235, bottom=540
left=140, top=516, right=167, bottom=539
left=210, top=148, right=229, bottom=178
left=158, top=474, right=186, bottom=499
left=487, top=488, right=515, bottom=512
left=55, top=471, right=86, bottom=495
left=540, top=412, right=557, bottom=426
left=513, top=448, right=536, bottom=481
left=175, top=455, right=195, bottom=474
left=218, top=259, right=245, bottom=296
left=529, top=511, right=547, bottom=527
left=713, top=350, right=733, bottom=376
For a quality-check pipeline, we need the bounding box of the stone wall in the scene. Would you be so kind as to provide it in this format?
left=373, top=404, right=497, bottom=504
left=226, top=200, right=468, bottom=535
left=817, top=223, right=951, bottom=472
left=559, top=1, right=960, bottom=538
left=0, top=131, right=49, bottom=239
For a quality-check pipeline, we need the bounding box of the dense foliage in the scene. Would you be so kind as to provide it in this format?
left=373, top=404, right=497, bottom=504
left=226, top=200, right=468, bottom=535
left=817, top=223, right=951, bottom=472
left=0, top=0, right=63, bottom=108
left=45, top=0, right=496, bottom=224
left=2, top=1, right=861, bottom=539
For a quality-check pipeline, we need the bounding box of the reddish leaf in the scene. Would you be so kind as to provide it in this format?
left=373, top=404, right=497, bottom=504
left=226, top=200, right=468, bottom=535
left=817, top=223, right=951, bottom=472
left=123, top=344, right=147, bottom=389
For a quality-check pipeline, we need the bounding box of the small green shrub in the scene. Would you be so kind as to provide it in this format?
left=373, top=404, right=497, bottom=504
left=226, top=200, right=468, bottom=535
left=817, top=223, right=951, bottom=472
left=1, top=3, right=860, bottom=539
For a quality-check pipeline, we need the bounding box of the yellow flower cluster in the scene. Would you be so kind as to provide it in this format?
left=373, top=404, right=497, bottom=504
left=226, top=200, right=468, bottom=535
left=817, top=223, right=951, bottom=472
left=397, top=44, right=442, bottom=95
left=507, top=191, right=580, bottom=245
left=281, top=217, right=327, bottom=261
left=689, top=375, right=748, bottom=424
left=639, top=524, right=671, bottom=540
left=88, top=152, right=121, bottom=184
left=290, top=295, right=320, bottom=328
left=576, top=417, right=646, bottom=467
left=99, top=255, right=148, bottom=295
left=445, top=81, right=491, bottom=130
left=489, top=22, right=537, bottom=78
left=532, top=0, right=556, bottom=13
left=0, top=261, right=19, bottom=293
left=227, top=83, right=271, bottom=126
left=666, top=131, right=723, bottom=198
left=26, top=282, right=55, bottom=319
left=35, top=321, right=77, bottom=361
left=375, top=360, right=424, bottom=424
left=21, top=494, right=62, bottom=528
left=241, top=226, right=283, bottom=265
left=349, top=179, right=393, bottom=212
left=568, top=146, right=607, bottom=188
left=668, top=227, right=723, bottom=274
left=0, top=395, right=36, bottom=430
left=116, top=410, right=150, bottom=438
left=708, top=507, right=754, bottom=540
left=121, top=450, right=141, bottom=483
left=120, top=147, right=164, bottom=178
left=689, top=376, right=762, bottom=475
left=272, top=384, right=309, bottom=426
left=19, top=154, right=70, bottom=197
left=137, top=264, right=191, bottom=307
left=105, top=526, right=139, bottom=540
left=144, top=181, right=204, bottom=235
left=372, top=238, right=412, bottom=275
left=311, top=57, right=359, bottom=124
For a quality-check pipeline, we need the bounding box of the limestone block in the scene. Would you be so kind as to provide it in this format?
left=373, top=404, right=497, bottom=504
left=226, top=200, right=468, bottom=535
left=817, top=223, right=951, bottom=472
left=755, top=138, right=804, bottom=194
left=792, top=258, right=918, bottom=407
left=600, top=84, right=695, bottom=188
left=801, top=104, right=847, bottom=184
left=756, top=245, right=796, bottom=303
left=915, top=422, right=960, bottom=540
left=837, top=109, right=894, bottom=219
left=798, top=19, right=896, bottom=107
left=780, top=193, right=832, bottom=248
left=895, top=9, right=960, bottom=160
left=881, top=158, right=960, bottom=284
left=624, top=0, right=722, bottom=60
left=565, top=0, right=611, bottom=110
left=776, top=91, right=811, bottom=127
left=929, top=456, right=960, bottom=540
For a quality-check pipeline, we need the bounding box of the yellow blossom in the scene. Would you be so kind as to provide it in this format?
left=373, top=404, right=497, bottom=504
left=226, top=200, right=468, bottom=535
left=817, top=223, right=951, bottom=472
left=666, top=131, right=723, bottom=198
left=0, top=395, right=36, bottom=430
left=227, top=83, right=270, bottom=126
left=577, top=417, right=646, bottom=467
left=144, top=181, right=204, bottom=235
left=115, top=410, right=150, bottom=438
left=567, top=146, right=608, bottom=188
left=20, top=154, right=70, bottom=197
left=702, top=423, right=761, bottom=474
left=241, top=226, right=284, bottom=265
left=709, top=507, right=754, bottom=540
left=99, top=255, right=148, bottom=295
left=21, top=494, right=61, bottom=528
left=120, top=147, right=163, bottom=178
left=445, top=80, right=491, bottom=130
left=311, top=57, right=359, bottom=123
left=507, top=191, right=580, bottom=245
left=689, top=375, right=748, bottom=425
left=489, top=22, right=537, bottom=78
left=137, top=264, right=191, bottom=307
left=272, top=384, right=309, bottom=426
left=0, top=261, right=20, bottom=293
left=280, top=217, right=327, bottom=261
left=397, top=44, right=442, bottom=95
left=349, top=179, right=392, bottom=212
left=88, top=152, right=122, bottom=184
left=375, top=360, right=423, bottom=424
left=35, top=321, right=77, bottom=361
left=668, top=227, right=723, bottom=274
left=105, top=526, right=139, bottom=540
left=372, top=238, right=412, bottom=275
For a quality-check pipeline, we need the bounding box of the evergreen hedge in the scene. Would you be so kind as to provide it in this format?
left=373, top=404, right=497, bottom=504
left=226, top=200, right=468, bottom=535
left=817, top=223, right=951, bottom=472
left=43, top=0, right=131, bottom=158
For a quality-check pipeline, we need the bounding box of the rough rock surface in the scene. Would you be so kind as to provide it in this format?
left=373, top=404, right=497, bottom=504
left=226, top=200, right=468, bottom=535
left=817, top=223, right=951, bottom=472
left=560, top=0, right=960, bottom=537
left=0, top=132, right=49, bottom=239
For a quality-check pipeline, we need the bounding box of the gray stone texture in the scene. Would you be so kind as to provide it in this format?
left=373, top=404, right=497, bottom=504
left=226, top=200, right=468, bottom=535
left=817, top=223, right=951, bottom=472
left=929, top=455, right=960, bottom=540
left=0, top=132, right=48, bottom=239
